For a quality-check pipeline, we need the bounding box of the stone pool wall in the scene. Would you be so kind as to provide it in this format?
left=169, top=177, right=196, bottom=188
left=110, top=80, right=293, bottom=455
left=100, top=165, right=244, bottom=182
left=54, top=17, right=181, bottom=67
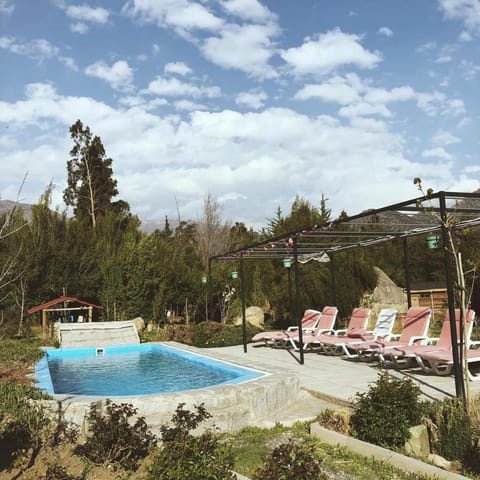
left=42, top=368, right=300, bottom=433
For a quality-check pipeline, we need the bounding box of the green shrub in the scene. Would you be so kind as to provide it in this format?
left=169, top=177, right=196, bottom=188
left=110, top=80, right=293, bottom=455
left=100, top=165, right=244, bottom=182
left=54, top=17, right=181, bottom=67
left=350, top=371, right=425, bottom=449
left=191, top=321, right=260, bottom=347
left=0, top=381, right=50, bottom=470
left=147, top=403, right=235, bottom=480
left=253, top=439, right=326, bottom=480
left=76, top=401, right=156, bottom=470
left=426, top=398, right=472, bottom=461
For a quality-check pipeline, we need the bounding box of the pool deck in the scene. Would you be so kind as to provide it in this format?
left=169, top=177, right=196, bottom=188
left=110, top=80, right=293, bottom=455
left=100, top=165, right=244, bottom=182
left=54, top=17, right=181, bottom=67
left=172, top=341, right=480, bottom=425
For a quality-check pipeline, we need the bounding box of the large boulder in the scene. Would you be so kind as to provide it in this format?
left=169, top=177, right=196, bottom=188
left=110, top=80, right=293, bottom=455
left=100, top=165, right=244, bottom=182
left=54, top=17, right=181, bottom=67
left=132, top=316, right=145, bottom=333
left=233, top=306, right=264, bottom=329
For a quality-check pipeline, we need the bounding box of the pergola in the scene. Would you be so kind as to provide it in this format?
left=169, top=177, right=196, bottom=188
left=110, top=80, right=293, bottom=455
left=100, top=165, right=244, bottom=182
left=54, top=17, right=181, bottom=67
left=210, top=190, right=480, bottom=401
left=28, top=295, right=103, bottom=334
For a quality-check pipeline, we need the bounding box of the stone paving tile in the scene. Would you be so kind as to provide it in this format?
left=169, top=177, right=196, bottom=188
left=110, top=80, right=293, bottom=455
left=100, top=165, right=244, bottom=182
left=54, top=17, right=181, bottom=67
left=184, top=342, right=480, bottom=403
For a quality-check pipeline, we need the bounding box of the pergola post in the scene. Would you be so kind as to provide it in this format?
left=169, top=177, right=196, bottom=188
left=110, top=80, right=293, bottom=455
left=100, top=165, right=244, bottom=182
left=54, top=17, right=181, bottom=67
left=439, top=192, right=465, bottom=401
left=240, top=254, right=247, bottom=353
left=88, top=306, right=93, bottom=322
left=293, top=236, right=304, bottom=365
left=330, top=253, right=337, bottom=306
left=403, top=237, right=412, bottom=308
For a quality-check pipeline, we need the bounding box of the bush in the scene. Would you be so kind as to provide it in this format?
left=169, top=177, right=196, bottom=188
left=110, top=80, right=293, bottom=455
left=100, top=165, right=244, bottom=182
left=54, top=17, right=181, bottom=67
left=253, top=439, right=326, bottom=480
left=350, top=371, right=425, bottom=449
left=0, top=381, right=50, bottom=470
left=191, top=321, right=260, bottom=348
left=147, top=403, right=235, bottom=480
left=426, top=398, right=472, bottom=461
left=76, top=401, right=156, bottom=470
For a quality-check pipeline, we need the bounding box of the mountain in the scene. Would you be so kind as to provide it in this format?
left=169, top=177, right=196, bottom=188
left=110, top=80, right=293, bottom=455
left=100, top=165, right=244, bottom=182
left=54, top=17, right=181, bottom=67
left=0, top=199, right=34, bottom=222
left=0, top=199, right=174, bottom=233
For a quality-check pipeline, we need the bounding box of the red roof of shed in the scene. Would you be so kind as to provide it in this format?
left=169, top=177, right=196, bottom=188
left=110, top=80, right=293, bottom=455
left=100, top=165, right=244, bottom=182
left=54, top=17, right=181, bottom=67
left=28, top=296, right=103, bottom=314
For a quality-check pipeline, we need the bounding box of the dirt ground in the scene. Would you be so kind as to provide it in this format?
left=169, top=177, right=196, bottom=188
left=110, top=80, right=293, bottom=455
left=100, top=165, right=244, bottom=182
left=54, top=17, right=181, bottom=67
left=0, top=444, right=155, bottom=480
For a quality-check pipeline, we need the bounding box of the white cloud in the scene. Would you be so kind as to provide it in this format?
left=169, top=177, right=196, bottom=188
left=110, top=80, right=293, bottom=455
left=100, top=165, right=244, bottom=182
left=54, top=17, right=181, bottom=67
left=416, top=91, right=465, bottom=117
left=439, top=0, right=480, bottom=35
left=377, top=26, right=393, bottom=37
left=433, top=130, right=461, bottom=146
left=70, top=22, right=89, bottom=34
left=65, top=4, right=109, bottom=23
left=220, top=0, right=276, bottom=22
left=123, top=0, right=223, bottom=33
left=85, top=60, right=135, bottom=92
left=294, top=75, right=361, bottom=105
left=201, top=23, right=279, bottom=78
left=294, top=74, right=415, bottom=119
left=164, top=61, right=192, bottom=76
left=0, top=36, right=59, bottom=59
left=0, top=83, right=475, bottom=229
left=0, top=36, right=78, bottom=70
left=416, top=41, right=436, bottom=53
left=435, top=55, right=453, bottom=63
left=144, top=76, right=221, bottom=98
left=174, top=99, right=207, bottom=111
left=152, top=43, right=161, bottom=55
left=235, top=90, right=267, bottom=109
left=422, top=147, right=454, bottom=161
left=281, top=28, right=382, bottom=76
left=0, top=0, right=14, bottom=15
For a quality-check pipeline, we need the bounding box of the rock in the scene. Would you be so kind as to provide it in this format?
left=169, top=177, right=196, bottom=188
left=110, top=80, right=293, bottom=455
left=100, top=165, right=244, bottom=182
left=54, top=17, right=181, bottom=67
left=404, top=424, right=430, bottom=458
left=132, top=317, right=145, bottom=333
left=427, top=453, right=452, bottom=470
left=234, top=306, right=264, bottom=329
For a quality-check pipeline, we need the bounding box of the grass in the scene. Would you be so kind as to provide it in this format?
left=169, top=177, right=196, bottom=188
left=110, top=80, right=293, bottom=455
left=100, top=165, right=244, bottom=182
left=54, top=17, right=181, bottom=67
left=229, top=422, right=440, bottom=480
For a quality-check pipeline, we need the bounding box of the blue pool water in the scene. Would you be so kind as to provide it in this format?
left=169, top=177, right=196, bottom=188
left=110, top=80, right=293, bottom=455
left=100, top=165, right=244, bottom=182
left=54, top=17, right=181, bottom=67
left=35, top=343, right=263, bottom=396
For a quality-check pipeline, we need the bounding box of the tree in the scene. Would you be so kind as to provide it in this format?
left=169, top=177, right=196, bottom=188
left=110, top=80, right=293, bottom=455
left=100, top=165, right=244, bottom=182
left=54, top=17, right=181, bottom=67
left=194, top=194, right=231, bottom=271
left=63, top=120, right=124, bottom=228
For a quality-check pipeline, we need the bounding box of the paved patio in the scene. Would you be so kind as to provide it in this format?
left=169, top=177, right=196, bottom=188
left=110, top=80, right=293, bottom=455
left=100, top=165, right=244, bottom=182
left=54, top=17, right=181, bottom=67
left=179, top=341, right=480, bottom=426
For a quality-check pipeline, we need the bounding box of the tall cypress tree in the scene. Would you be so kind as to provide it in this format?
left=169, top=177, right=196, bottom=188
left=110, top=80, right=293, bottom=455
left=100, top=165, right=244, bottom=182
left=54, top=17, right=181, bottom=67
left=63, top=120, right=122, bottom=228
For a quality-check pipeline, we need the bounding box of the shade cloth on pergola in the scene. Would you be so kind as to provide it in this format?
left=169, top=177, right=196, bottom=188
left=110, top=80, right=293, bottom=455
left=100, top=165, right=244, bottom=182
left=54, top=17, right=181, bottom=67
left=28, top=295, right=103, bottom=333
left=210, top=190, right=480, bottom=401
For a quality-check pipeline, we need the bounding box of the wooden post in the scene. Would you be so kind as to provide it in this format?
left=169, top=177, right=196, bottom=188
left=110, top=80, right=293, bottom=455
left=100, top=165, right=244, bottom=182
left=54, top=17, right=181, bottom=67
left=88, top=306, right=93, bottom=322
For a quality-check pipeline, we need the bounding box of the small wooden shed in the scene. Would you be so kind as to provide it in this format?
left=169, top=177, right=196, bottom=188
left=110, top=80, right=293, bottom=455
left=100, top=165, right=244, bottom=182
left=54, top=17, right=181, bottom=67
left=410, top=282, right=447, bottom=322
left=28, top=296, right=103, bottom=335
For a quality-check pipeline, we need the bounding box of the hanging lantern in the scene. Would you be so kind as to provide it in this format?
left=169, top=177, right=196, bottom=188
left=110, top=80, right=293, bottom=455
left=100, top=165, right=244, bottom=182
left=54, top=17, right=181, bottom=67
left=201, top=275, right=207, bottom=284
left=426, top=234, right=439, bottom=249
left=231, top=271, right=239, bottom=279
left=282, top=258, right=292, bottom=268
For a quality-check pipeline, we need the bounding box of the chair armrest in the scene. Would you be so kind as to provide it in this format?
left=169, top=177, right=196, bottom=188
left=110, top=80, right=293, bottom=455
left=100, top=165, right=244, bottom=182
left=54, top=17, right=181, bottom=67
left=334, top=328, right=347, bottom=335
left=286, top=326, right=299, bottom=331
left=427, top=337, right=439, bottom=345
left=408, top=336, right=429, bottom=346
left=318, top=328, right=335, bottom=336
left=469, top=340, right=480, bottom=350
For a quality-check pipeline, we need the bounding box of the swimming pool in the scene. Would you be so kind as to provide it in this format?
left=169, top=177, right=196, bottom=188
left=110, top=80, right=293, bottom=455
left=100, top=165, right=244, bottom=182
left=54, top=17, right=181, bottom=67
left=35, top=343, right=263, bottom=396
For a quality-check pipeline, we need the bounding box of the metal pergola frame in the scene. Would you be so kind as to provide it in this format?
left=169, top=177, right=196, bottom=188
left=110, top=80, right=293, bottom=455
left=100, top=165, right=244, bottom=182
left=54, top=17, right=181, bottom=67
left=210, top=191, right=480, bottom=401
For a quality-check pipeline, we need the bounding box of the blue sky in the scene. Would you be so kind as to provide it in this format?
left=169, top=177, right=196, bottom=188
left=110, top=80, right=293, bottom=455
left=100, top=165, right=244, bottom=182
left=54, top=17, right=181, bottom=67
left=1, top=0, right=479, bottom=228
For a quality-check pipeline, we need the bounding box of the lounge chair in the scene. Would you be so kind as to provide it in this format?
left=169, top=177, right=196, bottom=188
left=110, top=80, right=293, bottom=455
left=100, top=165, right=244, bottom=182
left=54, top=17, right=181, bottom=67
left=280, top=307, right=338, bottom=350
left=251, top=308, right=322, bottom=347
left=320, top=308, right=397, bottom=357
left=286, top=306, right=339, bottom=350
left=346, top=307, right=431, bottom=362
left=292, top=307, right=369, bottom=351
left=414, top=346, right=480, bottom=381
left=384, top=309, right=475, bottom=370
left=410, top=309, right=476, bottom=375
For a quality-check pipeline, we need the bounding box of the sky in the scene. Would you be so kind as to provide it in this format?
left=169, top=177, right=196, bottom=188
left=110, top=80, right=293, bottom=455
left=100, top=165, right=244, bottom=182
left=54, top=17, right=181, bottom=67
left=1, top=0, right=479, bottom=229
